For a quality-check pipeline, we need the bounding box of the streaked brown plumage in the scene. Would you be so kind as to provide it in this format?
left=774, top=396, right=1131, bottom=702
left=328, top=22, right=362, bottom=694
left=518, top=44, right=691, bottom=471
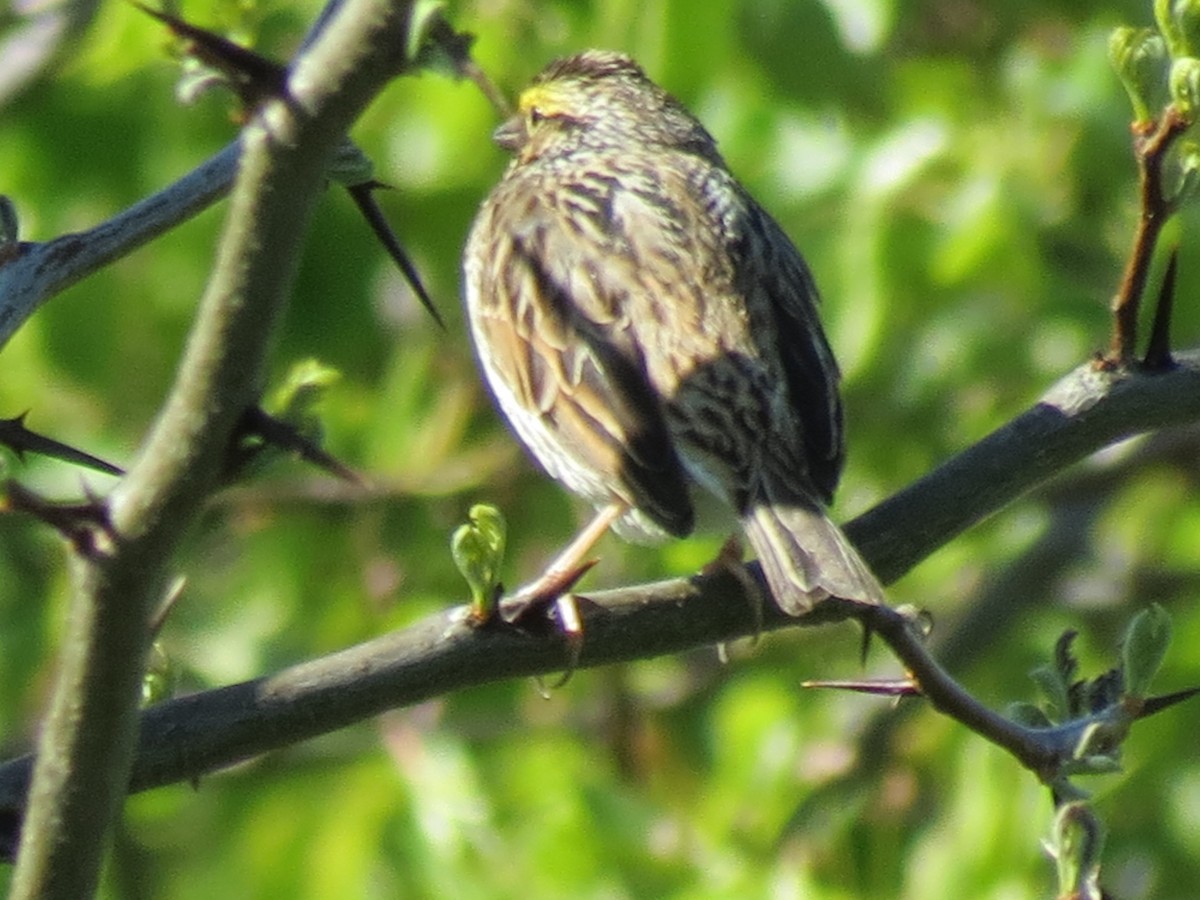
left=463, top=50, right=883, bottom=614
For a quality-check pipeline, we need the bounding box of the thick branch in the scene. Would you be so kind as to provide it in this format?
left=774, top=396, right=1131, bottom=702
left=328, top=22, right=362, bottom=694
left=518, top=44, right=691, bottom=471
left=848, top=349, right=1200, bottom=583
left=0, top=350, right=1197, bottom=821
left=7, top=2, right=418, bottom=897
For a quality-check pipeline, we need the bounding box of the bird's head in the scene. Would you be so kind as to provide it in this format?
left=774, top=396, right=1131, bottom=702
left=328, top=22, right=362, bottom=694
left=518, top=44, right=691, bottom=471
left=493, top=50, right=719, bottom=164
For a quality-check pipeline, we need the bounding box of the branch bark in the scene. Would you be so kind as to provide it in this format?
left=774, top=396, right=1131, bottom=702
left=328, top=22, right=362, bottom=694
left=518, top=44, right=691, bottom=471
left=6, top=2, right=419, bottom=896
left=0, top=2, right=368, bottom=350
left=0, top=142, right=240, bottom=348
left=1, top=350, right=1196, bottom=826
left=847, top=351, right=1200, bottom=582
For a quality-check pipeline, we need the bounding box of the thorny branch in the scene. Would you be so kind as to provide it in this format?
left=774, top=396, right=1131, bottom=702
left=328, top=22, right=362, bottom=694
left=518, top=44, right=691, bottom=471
left=0, top=5, right=1197, bottom=893
left=0, top=351, right=1198, bottom=856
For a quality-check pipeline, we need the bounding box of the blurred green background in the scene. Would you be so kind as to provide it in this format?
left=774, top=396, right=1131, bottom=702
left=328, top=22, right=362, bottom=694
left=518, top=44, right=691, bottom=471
left=2, top=0, right=1199, bottom=897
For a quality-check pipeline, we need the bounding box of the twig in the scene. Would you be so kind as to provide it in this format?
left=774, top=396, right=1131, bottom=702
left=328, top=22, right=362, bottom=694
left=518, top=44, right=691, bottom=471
left=0, top=141, right=241, bottom=349
left=0, top=0, right=376, bottom=349
left=855, top=602, right=1062, bottom=775
left=1104, top=105, right=1190, bottom=366
left=781, top=425, right=1200, bottom=841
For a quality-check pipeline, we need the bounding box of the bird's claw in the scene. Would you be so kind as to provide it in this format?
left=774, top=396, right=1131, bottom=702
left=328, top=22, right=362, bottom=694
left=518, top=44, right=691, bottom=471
left=499, top=558, right=597, bottom=624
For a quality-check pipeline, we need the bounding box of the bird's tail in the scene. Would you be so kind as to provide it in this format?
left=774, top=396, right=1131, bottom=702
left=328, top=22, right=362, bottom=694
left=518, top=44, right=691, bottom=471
left=741, top=501, right=884, bottom=615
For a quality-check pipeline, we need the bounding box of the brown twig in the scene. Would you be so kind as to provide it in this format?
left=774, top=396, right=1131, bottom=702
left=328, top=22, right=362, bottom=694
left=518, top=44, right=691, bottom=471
left=1104, top=105, right=1190, bottom=367
left=854, top=601, right=1061, bottom=775
left=1, top=480, right=116, bottom=558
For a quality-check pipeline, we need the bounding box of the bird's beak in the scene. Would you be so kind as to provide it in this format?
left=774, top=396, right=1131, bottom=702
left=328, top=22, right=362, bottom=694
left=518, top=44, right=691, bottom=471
left=493, top=115, right=527, bottom=152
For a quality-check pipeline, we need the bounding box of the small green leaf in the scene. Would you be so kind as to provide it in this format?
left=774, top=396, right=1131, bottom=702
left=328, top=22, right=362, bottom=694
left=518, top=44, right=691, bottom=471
left=1006, top=701, right=1054, bottom=729
left=1053, top=630, right=1080, bottom=687
left=267, top=359, right=341, bottom=424
left=175, top=57, right=227, bottom=106
left=1174, top=0, right=1200, bottom=56
left=1073, top=720, right=1105, bottom=760
left=1110, top=26, right=1167, bottom=124
left=1030, top=663, right=1070, bottom=723
left=141, top=641, right=176, bottom=706
left=1070, top=720, right=1127, bottom=766
left=451, top=504, right=507, bottom=622
left=1177, top=140, right=1200, bottom=200
left=1122, top=603, right=1173, bottom=699
left=1066, top=754, right=1124, bottom=777
left=1157, top=0, right=1189, bottom=58
left=1170, top=56, right=1200, bottom=113
left=468, top=504, right=506, bottom=560
left=1076, top=667, right=1124, bottom=715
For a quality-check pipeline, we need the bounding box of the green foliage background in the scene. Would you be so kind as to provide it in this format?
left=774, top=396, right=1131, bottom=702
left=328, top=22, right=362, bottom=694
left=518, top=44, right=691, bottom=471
left=2, top=0, right=1199, bottom=896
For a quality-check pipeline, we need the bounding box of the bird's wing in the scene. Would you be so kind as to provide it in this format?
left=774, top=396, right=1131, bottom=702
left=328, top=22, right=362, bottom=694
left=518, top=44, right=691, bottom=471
left=467, top=177, right=695, bottom=538
left=738, top=203, right=845, bottom=503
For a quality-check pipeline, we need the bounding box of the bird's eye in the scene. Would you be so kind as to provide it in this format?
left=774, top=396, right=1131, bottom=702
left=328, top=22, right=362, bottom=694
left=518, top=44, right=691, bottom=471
left=528, top=107, right=547, bottom=125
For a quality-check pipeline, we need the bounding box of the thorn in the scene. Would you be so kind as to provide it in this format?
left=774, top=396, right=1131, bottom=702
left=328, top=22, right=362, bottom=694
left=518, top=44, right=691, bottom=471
left=859, top=621, right=875, bottom=667
left=149, top=575, right=188, bottom=638
left=234, top=407, right=363, bottom=484
left=0, top=412, right=123, bottom=476
left=1135, top=684, right=1200, bottom=719
left=131, top=2, right=288, bottom=111
left=2, top=480, right=116, bottom=559
left=801, top=678, right=921, bottom=697
left=344, top=182, right=444, bottom=329
left=1142, top=247, right=1178, bottom=371
left=544, top=594, right=584, bottom=688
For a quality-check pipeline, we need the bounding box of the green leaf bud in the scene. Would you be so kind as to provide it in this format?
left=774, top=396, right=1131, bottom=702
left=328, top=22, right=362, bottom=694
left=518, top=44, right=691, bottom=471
left=451, top=504, right=507, bottom=622
left=1170, top=55, right=1200, bottom=114
left=1109, top=27, right=1167, bottom=124
left=1122, top=603, right=1172, bottom=699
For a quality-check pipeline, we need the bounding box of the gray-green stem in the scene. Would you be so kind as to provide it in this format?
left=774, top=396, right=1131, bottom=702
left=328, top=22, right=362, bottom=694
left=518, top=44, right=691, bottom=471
left=8, top=2, right=417, bottom=897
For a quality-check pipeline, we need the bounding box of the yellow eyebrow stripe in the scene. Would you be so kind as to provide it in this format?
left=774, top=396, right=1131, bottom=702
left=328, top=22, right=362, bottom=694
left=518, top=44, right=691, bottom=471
left=518, top=86, right=568, bottom=117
